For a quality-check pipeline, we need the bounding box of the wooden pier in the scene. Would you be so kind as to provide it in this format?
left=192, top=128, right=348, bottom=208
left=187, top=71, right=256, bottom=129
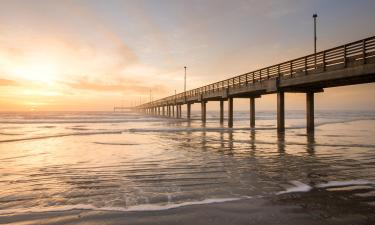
left=136, top=36, right=375, bottom=132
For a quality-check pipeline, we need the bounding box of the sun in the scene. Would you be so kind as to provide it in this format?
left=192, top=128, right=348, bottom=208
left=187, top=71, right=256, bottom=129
left=5, top=54, right=61, bottom=84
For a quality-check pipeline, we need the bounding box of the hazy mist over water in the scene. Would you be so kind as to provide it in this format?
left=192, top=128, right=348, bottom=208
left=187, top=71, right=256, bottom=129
left=0, top=110, right=375, bottom=215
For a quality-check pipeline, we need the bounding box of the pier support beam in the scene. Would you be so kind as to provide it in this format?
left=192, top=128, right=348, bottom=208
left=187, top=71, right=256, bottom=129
left=177, top=105, right=181, bottom=118
left=172, top=105, right=175, bottom=117
left=277, top=92, right=285, bottom=132
left=201, top=101, right=207, bottom=123
left=179, top=105, right=182, bottom=118
left=306, top=92, right=314, bottom=133
left=167, top=105, right=170, bottom=117
left=220, top=100, right=224, bottom=124
left=162, top=106, right=165, bottom=116
left=250, top=97, right=255, bottom=128
left=157, top=107, right=160, bottom=116
left=187, top=103, right=191, bottom=120
left=228, top=97, right=233, bottom=128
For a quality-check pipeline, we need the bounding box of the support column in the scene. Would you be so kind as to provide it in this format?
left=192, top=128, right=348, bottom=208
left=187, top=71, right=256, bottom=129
left=157, top=107, right=160, bottom=116
left=167, top=105, right=170, bottom=117
left=162, top=106, right=165, bottom=116
left=176, top=105, right=180, bottom=118
left=220, top=100, right=224, bottom=124
left=277, top=92, right=285, bottom=132
left=172, top=105, right=175, bottom=117
left=201, top=101, right=206, bottom=123
left=306, top=92, right=314, bottom=133
left=250, top=97, right=255, bottom=128
left=187, top=103, right=191, bottom=120
left=179, top=105, right=182, bottom=118
left=228, top=97, right=233, bottom=128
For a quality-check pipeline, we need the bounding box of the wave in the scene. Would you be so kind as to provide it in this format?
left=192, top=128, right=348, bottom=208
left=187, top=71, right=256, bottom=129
left=0, top=118, right=166, bottom=124
left=1, top=179, right=373, bottom=215
left=277, top=179, right=375, bottom=195
left=93, top=142, right=139, bottom=146
left=0, top=131, right=122, bottom=143
left=234, top=139, right=375, bottom=148
left=128, top=127, right=259, bottom=133
left=0, top=127, right=272, bottom=143
left=316, top=180, right=374, bottom=188
left=288, top=118, right=375, bottom=129
left=3, top=124, right=375, bottom=145
left=277, top=181, right=312, bottom=194
left=0, top=197, right=246, bottom=215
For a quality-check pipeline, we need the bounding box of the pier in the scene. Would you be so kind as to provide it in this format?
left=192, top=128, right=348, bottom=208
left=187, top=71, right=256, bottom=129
left=136, top=36, right=375, bottom=132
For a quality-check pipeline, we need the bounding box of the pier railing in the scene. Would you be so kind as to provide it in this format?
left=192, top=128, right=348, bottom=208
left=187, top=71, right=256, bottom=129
left=139, top=36, right=375, bottom=108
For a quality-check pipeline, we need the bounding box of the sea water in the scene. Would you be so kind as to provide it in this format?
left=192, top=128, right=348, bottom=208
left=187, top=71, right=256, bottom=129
left=0, top=110, right=374, bottom=214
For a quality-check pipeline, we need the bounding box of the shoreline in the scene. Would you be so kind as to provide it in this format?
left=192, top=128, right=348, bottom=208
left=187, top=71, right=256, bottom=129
left=1, top=191, right=374, bottom=225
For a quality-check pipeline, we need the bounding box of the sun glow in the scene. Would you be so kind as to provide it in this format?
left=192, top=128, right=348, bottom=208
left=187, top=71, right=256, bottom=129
left=7, top=56, right=61, bottom=84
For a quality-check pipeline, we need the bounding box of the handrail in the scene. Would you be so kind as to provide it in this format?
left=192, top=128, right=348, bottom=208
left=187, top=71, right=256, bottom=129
left=138, top=36, right=375, bottom=108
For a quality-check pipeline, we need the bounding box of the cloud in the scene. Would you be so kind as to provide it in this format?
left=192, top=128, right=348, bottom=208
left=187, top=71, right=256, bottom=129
left=64, top=78, right=167, bottom=95
left=0, top=78, right=18, bottom=86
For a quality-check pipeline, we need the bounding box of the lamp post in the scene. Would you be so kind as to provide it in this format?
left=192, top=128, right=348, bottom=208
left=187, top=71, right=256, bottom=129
left=313, top=13, right=318, bottom=69
left=184, top=66, right=187, bottom=93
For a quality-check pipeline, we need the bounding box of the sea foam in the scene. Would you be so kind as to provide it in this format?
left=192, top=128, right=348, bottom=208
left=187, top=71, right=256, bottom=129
left=277, top=181, right=312, bottom=194
left=0, top=197, right=245, bottom=215
left=316, top=180, right=374, bottom=188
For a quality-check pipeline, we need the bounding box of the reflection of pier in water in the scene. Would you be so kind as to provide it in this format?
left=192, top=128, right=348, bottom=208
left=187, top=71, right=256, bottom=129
left=136, top=36, right=375, bottom=133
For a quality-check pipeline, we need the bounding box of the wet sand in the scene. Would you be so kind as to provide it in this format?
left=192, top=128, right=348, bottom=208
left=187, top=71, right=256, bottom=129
left=2, top=191, right=374, bottom=225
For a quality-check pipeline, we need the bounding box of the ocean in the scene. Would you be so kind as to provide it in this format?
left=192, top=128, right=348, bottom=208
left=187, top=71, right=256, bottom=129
left=0, top=110, right=374, bottom=224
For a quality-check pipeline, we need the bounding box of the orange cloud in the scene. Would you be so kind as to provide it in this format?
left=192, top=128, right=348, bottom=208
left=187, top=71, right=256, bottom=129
left=65, top=78, right=167, bottom=95
left=0, top=78, right=18, bottom=86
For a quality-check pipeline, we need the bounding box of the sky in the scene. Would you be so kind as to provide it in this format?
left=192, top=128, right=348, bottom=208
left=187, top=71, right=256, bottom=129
left=0, top=0, right=375, bottom=111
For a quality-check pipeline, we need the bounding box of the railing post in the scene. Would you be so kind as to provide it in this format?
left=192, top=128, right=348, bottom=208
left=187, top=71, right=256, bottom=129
left=290, top=61, right=293, bottom=77
left=363, top=39, right=366, bottom=64
left=304, top=57, right=308, bottom=75
left=278, top=65, right=281, bottom=78
left=259, top=71, right=262, bottom=82
left=267, top=68, right=269, bottom=79
left=343, top=45, right=347, bottom=68
left=252, top=72, right=254, bottom=83
left=322, top=51, right=326, bottom=71
left=246, top=73, right=248, bottom=85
